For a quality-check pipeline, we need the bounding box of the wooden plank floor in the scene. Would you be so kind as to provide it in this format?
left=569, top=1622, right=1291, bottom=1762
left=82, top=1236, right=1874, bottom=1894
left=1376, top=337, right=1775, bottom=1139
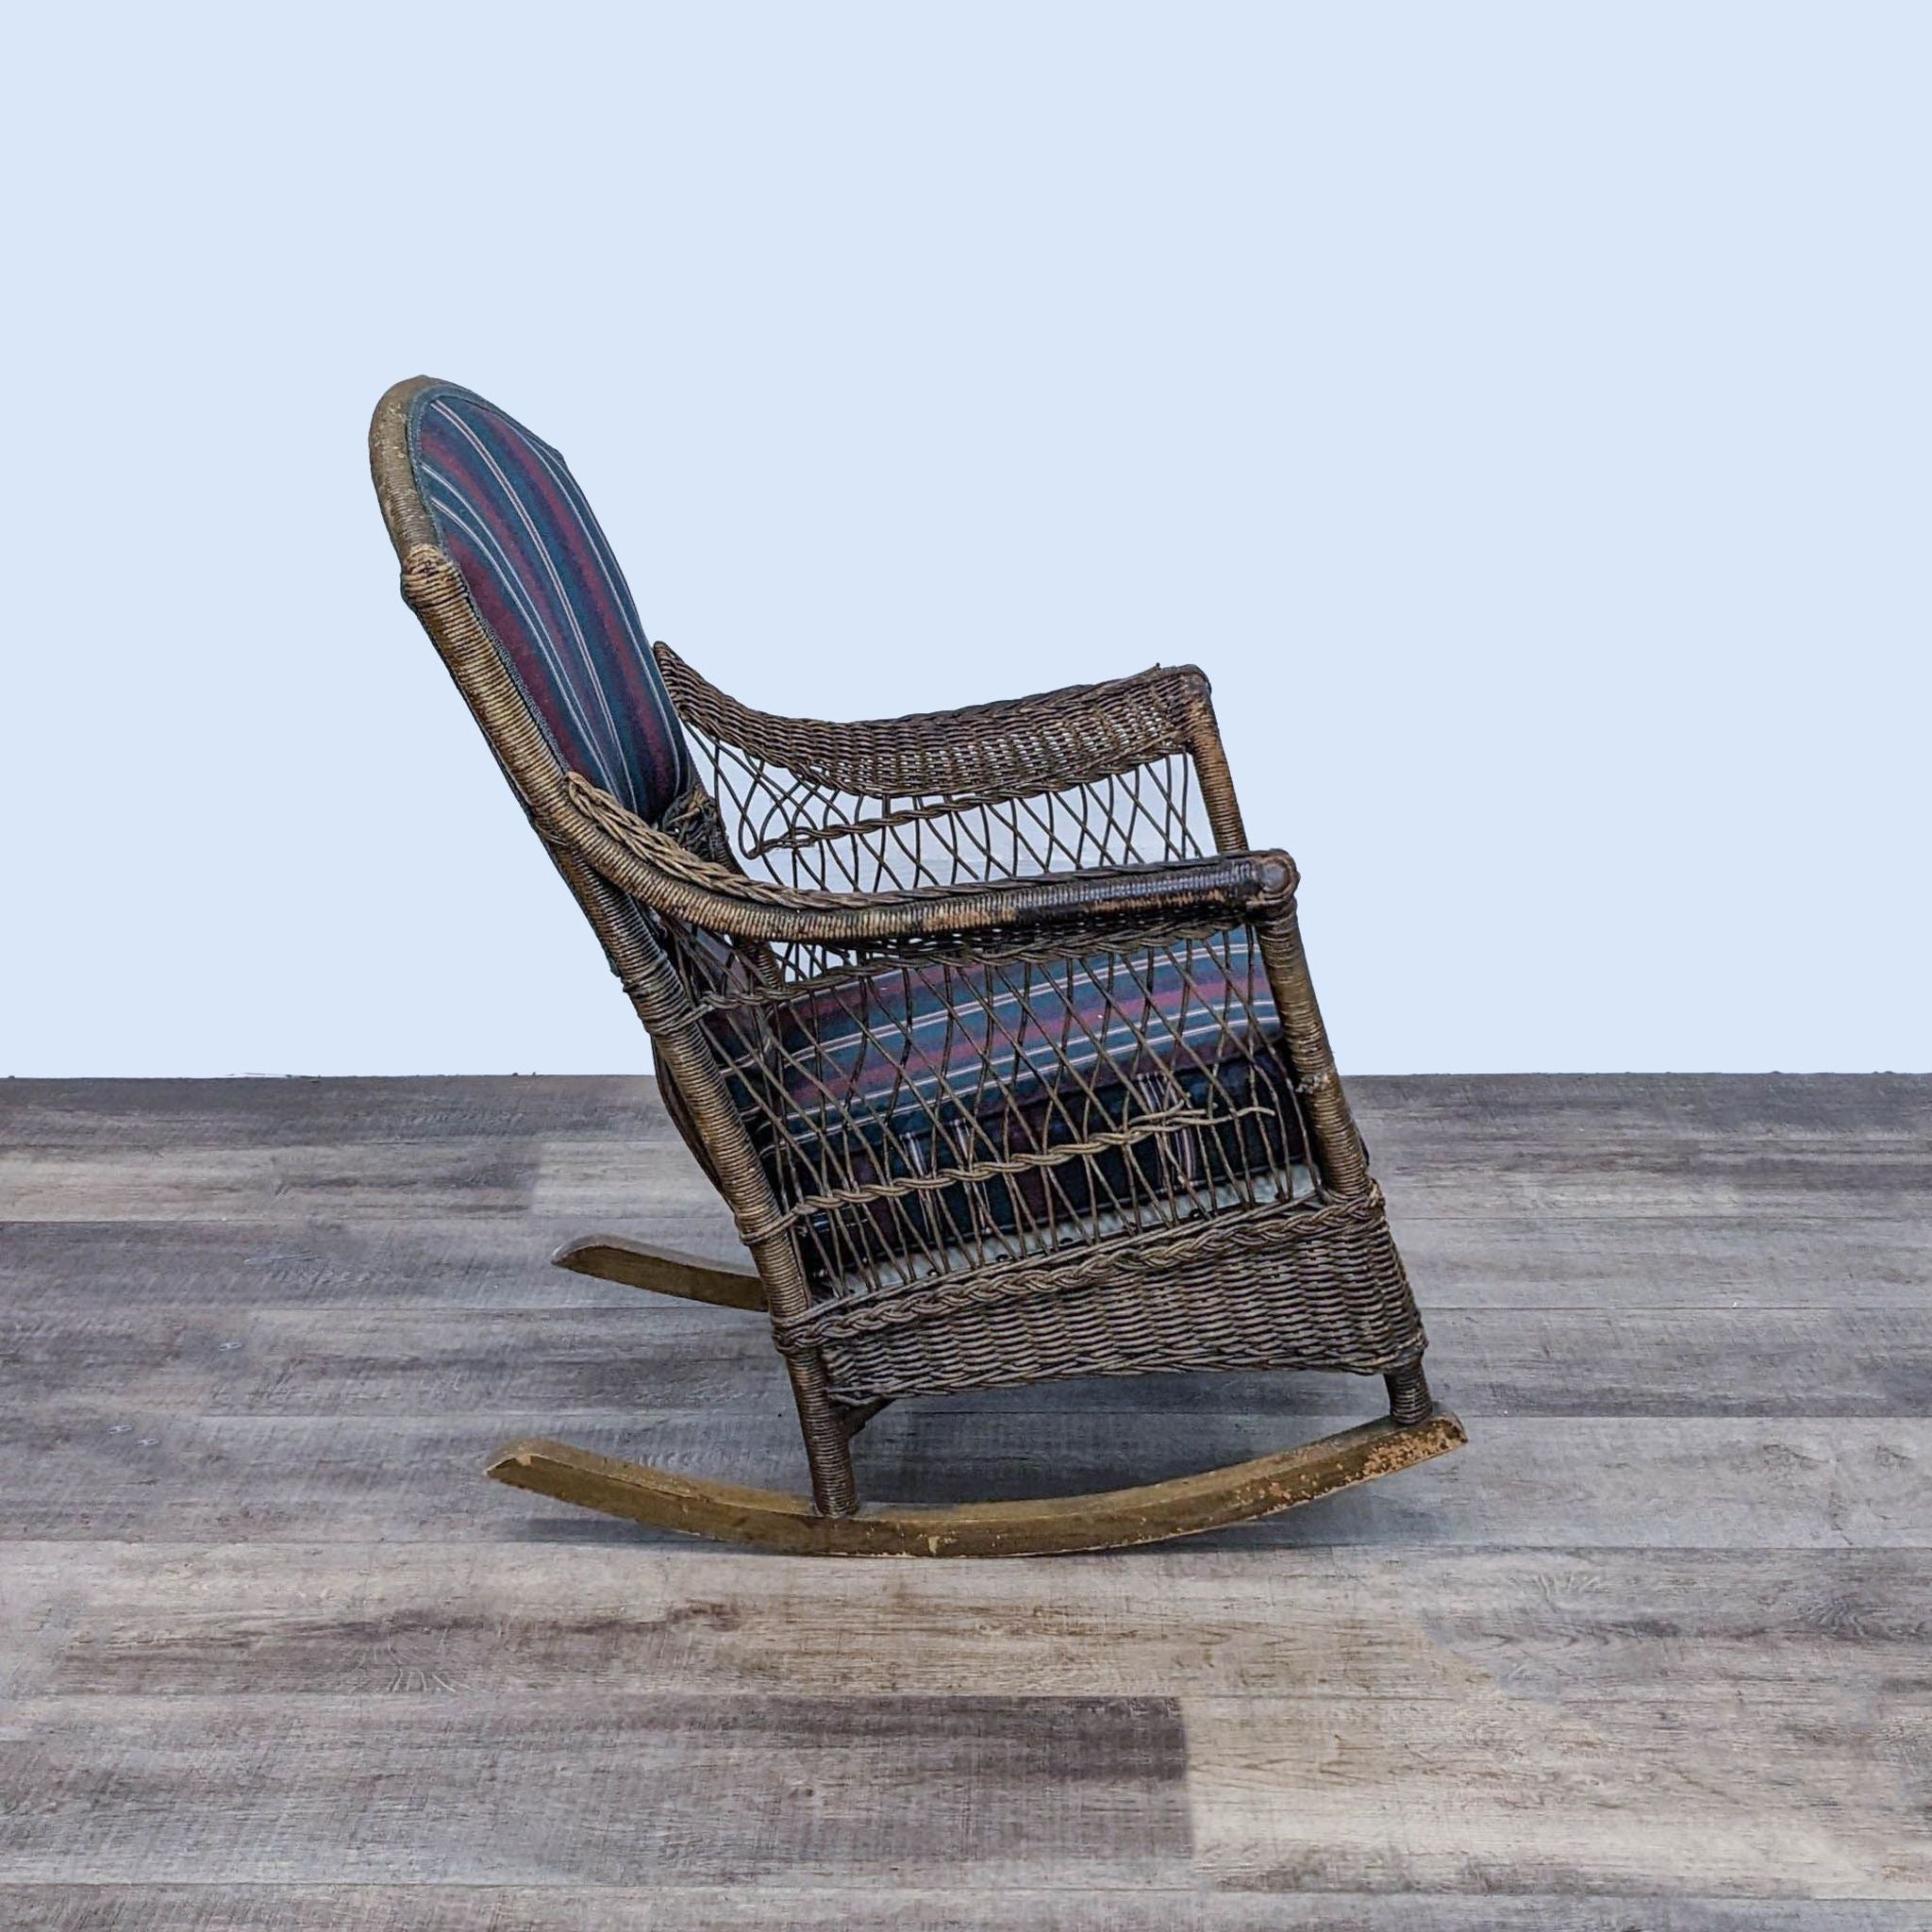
left=2, top=1074, right=1928, bottom=1929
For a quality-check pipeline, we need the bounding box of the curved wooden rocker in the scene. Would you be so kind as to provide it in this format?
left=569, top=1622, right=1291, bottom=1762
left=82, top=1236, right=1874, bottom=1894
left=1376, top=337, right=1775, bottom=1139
left=489, top=1410, right=1466, bottom=1558
left=371, top=375, right=1466, bottom=1555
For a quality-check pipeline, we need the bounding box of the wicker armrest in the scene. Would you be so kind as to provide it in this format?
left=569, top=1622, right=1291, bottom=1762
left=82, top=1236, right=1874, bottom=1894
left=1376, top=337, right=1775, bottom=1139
left=654, top=642, right=1214, bottom=803
left=559, top=771, right=1295, bottom=946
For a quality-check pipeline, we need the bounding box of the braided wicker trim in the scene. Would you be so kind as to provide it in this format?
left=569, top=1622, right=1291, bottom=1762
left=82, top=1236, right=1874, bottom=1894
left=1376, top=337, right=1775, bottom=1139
left=656, top=641, right=1211, bottom=803
left=773, top=1185, right=1387, bottom=1354
left=735, top=1099, right=1280, bottom=1245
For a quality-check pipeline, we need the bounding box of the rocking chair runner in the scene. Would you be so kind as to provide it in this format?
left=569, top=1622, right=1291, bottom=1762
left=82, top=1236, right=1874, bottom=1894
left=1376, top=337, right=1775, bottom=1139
left=369, top=376, right=1464, bottom=1556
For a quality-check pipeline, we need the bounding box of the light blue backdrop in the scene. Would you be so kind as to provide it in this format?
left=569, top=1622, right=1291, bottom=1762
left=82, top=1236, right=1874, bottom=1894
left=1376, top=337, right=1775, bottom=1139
left=5, top=3, right=1925, bottom=1074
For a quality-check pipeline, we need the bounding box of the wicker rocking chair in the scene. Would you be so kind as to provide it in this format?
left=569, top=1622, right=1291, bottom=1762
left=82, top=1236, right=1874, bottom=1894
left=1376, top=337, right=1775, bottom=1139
left=369, top=377, right=1463, bottom=1555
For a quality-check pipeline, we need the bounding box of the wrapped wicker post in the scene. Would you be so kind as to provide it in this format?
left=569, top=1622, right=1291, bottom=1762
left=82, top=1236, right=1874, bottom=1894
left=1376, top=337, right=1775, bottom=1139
left=368, top=376, right=1463, bottom=1555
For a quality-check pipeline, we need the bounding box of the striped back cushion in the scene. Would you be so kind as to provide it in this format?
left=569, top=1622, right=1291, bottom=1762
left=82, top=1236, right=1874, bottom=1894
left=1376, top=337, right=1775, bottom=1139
left=408, top=385, right=691, bottom=821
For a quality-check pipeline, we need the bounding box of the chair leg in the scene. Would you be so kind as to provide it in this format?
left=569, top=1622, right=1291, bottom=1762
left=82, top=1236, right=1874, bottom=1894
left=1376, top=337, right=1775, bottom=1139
left=1385, top=1360, right=1434, bottom=1426
left=788, top=1355, right=860, bottom=1517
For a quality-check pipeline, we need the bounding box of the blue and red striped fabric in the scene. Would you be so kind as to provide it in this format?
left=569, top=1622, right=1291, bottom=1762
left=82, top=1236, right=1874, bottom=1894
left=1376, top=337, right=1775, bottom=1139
left=773, top=930, right=1282, bottom=1139
left=758, top=929, right=1301, bottom=1276
left=409, top=385, right=691, bottom=821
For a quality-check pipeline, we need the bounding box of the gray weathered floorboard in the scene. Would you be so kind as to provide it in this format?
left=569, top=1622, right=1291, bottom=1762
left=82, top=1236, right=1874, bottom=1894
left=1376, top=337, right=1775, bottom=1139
left=7, top=1543, right=1925, bottom=1703
left=5, top=1410, right=1929, bottom=1546
left=8, top=1303, right=1929, bottom=1415
left=11, top=1210, right=1932, bottom=1314
left=0, top=1693, right=1191, bottom=1886
left=0, top=1889, right=1923, bottom=1931
left=1, top=1074, right=1927, bottom=1920
left=1184, top=1690, right=1931, bottom=1895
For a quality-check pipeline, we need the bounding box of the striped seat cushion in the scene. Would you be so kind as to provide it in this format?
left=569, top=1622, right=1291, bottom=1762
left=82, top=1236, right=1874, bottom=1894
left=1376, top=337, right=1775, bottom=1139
left=757, top=930, right=1306, bottom=1279
left=774, top=930, right=1285, bottom=1136
left=408, top=385, right=690, bottom=821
